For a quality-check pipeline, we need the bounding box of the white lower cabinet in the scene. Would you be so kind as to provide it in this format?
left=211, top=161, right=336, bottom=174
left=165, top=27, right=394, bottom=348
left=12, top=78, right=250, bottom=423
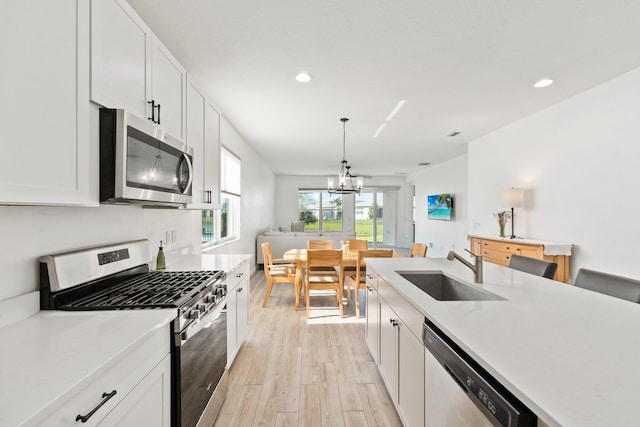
left=46, top=325, right=171, bottom=427
left=99, top=354, right=171, bottom=427
left=399, top=320, right=425, bottom=427
left=370, top=274, right=425, bottom=427
left=226, top=259, right=251, bottom=366
left=364, top=272, right=379, bottom=363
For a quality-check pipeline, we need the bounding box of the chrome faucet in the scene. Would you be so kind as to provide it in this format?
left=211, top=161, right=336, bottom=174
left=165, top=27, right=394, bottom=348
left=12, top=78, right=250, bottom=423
left=447, top=249, right=483, bottom=283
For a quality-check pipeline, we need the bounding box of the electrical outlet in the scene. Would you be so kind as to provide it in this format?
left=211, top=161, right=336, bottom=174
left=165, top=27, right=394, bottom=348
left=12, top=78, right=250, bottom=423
left=429, top=242, right=433, bottom=248
left=473, top=222, right=480, bottom=229
left=165, top=231, right=172, bottom=244
left=171, top=230, right=176, bottom=243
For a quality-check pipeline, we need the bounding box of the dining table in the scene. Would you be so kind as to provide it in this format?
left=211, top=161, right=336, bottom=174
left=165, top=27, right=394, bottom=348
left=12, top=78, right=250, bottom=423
left=283, top=248, right=404, bottom=310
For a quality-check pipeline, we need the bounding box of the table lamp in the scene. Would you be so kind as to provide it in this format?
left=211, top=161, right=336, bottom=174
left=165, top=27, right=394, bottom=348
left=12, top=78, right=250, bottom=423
left=502, top=188, right=524, bottom=239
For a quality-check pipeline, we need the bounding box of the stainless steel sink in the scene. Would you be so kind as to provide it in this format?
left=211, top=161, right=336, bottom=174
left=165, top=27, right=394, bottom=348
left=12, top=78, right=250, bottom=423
left=398, top=272, right=506, bottom=301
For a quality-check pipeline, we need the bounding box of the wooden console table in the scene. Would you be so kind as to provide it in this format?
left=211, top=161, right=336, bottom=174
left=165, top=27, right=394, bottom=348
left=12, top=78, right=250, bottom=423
left=469, top=236, right=572, bottom=283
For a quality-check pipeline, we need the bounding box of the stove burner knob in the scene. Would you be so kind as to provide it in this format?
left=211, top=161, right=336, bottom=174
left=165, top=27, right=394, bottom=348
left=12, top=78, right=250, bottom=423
left=187, top=309, right=200, bottom=320
left=205, top=295, right=216, bottom=304
left=197, top=303, right=208, bottom=312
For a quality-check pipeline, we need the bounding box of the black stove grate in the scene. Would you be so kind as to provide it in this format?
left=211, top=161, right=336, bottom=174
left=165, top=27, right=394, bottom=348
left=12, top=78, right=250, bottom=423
left=61, top=270, right=224, bottom=309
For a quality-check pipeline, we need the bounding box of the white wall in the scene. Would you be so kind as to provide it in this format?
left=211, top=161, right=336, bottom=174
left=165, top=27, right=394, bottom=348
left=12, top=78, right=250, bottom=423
left=274, top=175, right=415, bottom=248
left=408, top=155, right=469, bottom=258
left=468, top=67, right=640, bottom=281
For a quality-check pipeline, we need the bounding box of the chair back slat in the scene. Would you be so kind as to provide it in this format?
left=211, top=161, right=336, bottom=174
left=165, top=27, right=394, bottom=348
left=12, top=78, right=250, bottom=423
left=410, top=242, right=428, bottom=257
left=307, top=239, right=334, bottom=250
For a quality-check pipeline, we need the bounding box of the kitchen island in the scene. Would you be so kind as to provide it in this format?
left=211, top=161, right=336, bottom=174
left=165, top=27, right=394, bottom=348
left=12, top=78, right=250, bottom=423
left=366, top=256, right=640, bottom=427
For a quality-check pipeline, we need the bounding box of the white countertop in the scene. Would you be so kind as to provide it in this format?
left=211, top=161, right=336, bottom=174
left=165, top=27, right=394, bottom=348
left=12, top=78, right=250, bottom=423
left=367, top=256, right=640, bottom=427
left=0, top=309, right=176, bottom=426
left=164, top=253, right=252, bottom=272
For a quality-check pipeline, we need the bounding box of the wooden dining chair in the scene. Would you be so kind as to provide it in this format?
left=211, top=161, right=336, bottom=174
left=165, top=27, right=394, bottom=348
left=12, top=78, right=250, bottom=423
left=346, top=249, right=393, bottom=316
left=305, top=249, right=344, bottom=318
left=307, top=239, right=334, bottom=250
left=307, top=239, right=336, bottom=273
left=261, top=242, right=297, bottom=307
left=343, top=239, right=369, bottom=279
left=410, top=242, right=428, bottom=258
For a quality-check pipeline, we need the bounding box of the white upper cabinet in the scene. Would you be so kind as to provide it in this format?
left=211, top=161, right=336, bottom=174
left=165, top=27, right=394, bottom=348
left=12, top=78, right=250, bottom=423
left=204, top=102, right=221, bottom=207
left=0, top=0, right=91, bottom=205
left=186, top=78, right=221, bottom=209
left=151, top=42, right=186, bottom=141
left=91, top=0, right=186, bottom=141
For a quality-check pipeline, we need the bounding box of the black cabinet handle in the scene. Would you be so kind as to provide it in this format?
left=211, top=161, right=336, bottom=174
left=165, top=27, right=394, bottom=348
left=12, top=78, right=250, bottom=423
left=237, top=287, right=243, bottom=293
left=156, top=103, right=161, bottom=124
left=148, top=100, right=156, bottom=122
left=76, top=390, right=117, bottom=423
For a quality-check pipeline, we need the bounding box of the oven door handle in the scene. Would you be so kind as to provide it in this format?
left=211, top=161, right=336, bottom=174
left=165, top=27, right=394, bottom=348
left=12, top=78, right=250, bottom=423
left=177, top=305, right=224, bottom=346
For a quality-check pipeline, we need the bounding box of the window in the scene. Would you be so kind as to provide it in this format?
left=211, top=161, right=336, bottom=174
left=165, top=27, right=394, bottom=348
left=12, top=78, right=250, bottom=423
left=298, top=191, right=343, bottom=232
left=202, top=147, right=241, bottom=245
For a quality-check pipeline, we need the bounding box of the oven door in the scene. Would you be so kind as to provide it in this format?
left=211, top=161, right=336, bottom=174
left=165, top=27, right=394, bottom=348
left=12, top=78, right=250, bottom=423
left=174, top=305, right=227, bottom=427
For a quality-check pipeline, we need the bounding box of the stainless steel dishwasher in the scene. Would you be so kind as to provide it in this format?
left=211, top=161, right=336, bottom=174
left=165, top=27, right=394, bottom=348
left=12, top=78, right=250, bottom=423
left=423, top=321, right=536, bottom=427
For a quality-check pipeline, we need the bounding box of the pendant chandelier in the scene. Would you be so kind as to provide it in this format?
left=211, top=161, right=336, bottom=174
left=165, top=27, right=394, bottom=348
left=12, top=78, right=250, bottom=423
left=328, top=117, right=363, bottom=194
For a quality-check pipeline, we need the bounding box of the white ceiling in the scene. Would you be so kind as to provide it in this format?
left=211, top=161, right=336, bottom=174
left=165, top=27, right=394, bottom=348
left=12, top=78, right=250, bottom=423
left=127, top=0, right=640, bottom=177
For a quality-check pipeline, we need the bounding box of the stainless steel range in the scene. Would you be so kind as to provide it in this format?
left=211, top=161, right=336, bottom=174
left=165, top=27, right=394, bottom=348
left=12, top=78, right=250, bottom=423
left=39, top=239, right=228, bottom=427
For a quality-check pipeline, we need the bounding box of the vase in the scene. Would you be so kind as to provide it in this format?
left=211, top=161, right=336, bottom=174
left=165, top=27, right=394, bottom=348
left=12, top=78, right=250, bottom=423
left=499, top=223, right=506, bottom=238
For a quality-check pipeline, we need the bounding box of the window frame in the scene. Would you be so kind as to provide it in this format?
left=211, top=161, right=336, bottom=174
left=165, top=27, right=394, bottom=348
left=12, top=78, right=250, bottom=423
left=298, top=190, right=343, bottom=233
left=201, top=146, right=241, bottom=247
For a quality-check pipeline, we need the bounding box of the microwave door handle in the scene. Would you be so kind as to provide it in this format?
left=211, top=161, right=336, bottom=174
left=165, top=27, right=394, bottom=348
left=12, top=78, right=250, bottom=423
left=181, top=153, right=193, bottom=194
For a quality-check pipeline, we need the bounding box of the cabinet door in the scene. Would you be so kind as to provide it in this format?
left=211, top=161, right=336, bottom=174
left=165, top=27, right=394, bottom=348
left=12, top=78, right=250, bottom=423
left=0, top=0, right=90, bottom=205
left=236, top=276, right=250, bottom=346
left=91, top=0, right=150, bottom=120
left=226, top=285, right=238, bottom=367
left=186, top=78, right=207, bottom=207
left=379, top=299, right=398, bottom=400
left=516, top=244, right=543, bottom=259
left=470, top=238, right=482, bottom=256
left=365, top=283, right=379, bottom=363
left=398, top=323, right=424, bottom=427
left=151, top=40, right=186, bottom=140
left=98, top=355, right=171, bottom=427
left=204, top=102, right=221, bottom=207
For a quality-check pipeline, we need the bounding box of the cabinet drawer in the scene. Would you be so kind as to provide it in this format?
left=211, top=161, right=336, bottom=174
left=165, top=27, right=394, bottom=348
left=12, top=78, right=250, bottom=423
left=480, top=248, right=512, bottom=265
left=480, top=239, right=518, bottom=253
left=378, top=278, right=424, bottom=341
left=42, top=325, right=170, bottom=427
left=365, top=271, right=378, bottom=291
left=226, top=261, right=250, bottom=291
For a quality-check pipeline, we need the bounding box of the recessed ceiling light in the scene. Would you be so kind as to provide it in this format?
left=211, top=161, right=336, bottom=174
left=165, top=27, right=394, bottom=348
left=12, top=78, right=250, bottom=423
left=295, top=72, right=312, bottom=83
left=534, top=78, right=554, bottom=88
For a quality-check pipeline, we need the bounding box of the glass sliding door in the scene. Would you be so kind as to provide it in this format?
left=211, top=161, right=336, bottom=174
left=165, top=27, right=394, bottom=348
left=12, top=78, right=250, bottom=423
left=356, top=190, right=396, bottom=246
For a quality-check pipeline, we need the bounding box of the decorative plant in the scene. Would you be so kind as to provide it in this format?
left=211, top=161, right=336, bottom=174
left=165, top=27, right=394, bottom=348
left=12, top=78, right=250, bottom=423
left=494, top=210, right=512, bottom=238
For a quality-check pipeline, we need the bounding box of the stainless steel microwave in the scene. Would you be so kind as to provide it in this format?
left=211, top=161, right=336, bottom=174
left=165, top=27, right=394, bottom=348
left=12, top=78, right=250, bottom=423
left=99, top=109, right=193, bottom=206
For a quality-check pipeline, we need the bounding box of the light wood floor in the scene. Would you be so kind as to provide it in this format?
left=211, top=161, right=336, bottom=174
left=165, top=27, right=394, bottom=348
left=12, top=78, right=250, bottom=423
left=213, top=271, right=403, bottom=427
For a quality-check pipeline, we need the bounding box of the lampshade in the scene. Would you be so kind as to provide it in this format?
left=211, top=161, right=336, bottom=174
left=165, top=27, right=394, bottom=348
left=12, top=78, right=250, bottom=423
left=502, top=188, right=524, bottom=208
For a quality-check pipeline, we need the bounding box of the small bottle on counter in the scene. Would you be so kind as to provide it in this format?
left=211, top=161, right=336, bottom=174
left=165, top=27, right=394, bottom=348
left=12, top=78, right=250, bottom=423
left=156, top=240, right=166, bottom=270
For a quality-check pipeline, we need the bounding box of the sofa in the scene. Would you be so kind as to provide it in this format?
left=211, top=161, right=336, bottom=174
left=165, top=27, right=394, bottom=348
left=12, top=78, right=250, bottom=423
left=256, top=230, right=357, bottom=267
